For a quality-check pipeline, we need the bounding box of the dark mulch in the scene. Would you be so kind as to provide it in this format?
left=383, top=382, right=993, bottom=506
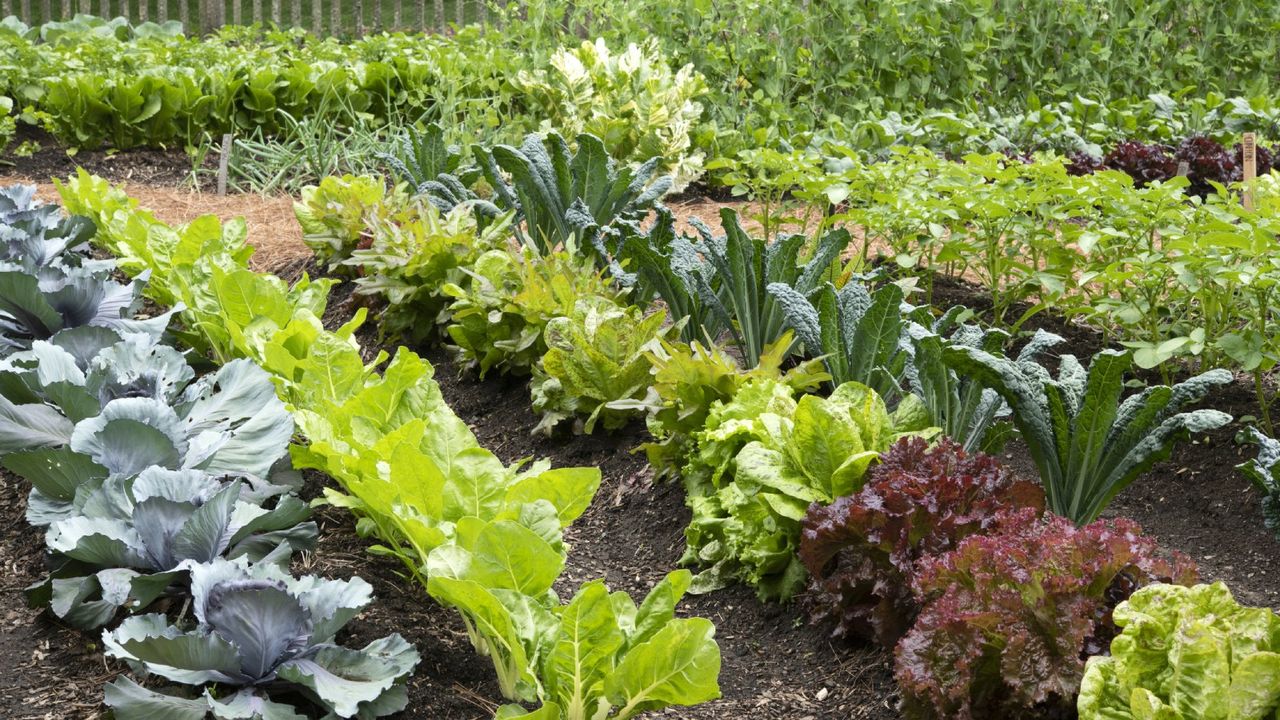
left=0, top=127, right=196, bottom=187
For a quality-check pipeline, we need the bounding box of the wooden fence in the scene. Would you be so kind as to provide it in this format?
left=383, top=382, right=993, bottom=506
left=0, top=0, right=504, bottom=36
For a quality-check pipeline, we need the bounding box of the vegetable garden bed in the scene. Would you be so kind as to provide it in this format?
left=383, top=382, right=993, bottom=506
left=0, top=174, right=1275, bottom=720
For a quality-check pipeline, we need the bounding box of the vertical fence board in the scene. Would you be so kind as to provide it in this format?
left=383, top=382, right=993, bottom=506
left=97, top=0, right=106, bottom=20
left=353, top=0, right=361, bottom=35
left=137, top=0, right=146, bottom=22
left=20, top=0, right=32, bottom=23
left=179, top=0, right=189, bottom=31
left=371, top=0, right=379, bottom=31
left=61, top=0, right=69, bottom=19
left=252, top=0, right=259, bottom=23
left=41, top=0, right=50, bottom=22
left=330, top=0, right=340, bottom=35
left=432, top=0, right=441, bottom=30
left=392, top=0, right=400, bottom=30
left=455, top=0, right=463, bottom=25
left=289, top=0, right=298, bottom=30
left=309, top=0, right=318, bottom=34
left=232, top=0, right=241, bottom=25
left=270, top=0, right=278, bottom=24
left=1, top=0, right=11, bottom=19
left=157, top=0, right=165, bottom=22
left=79, top=0, right=88, bottom=15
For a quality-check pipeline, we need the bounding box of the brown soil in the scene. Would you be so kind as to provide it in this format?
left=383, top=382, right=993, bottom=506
left=0, top=174, right=1277, bottom=719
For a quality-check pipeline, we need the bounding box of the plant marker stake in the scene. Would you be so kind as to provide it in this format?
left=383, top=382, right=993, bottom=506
left=1243, top=132, right=1257, bottom=212
left=217, top=133, right=232, bottom=197
left=1176, top=161, right=1189, bottom=177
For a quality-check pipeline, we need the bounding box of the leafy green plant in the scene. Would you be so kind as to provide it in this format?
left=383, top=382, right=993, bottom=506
left=1236, top=426, right=1280, bottom=542
left=800, top=438, right=1044, bottom=646
left=530, top=298, right=671, bottom=435
left=768, top=278, right=909, bottom=399
left=944, top=336, right=1234, bottom=523
left=897, top=510, right=1196, bottom=720
left=510, top=38, right=708, bottom=191
left=692, top=208, right=848, bottom=368
left=347, top=201, right=514, bottom=342
left=379, top=122, right=474, bottom=191
left=430, top=131, right=672, bottom=257
left=102, top=557, right=419, bottom=719
left=605, top=205, right=726, bottom=345
left=30, top=469, right=314, bottom=629
left=293, top=174, right=400, bottom=268
left=638, top=332, right=827, bottom=479
left=682, top=380, right=932, bottom=600
left=443, top=246, right=624, bottom=377
left=1078, top=582, right=1280, bottom=720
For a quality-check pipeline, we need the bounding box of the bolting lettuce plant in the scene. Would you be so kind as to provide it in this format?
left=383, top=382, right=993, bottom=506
left=895, top=509, right=1196, bottom=720
left=530, top=297, right=672, bottom=435
left=637, top=332, right=827, bottom=480
left=30, top=468, right=314, bottom=629
left=1078, top=582, right=1280, bottom=720
left=293, top=173, right=400, bottom=268
left=799, top=437, right=1045, bottom=646
left=944, top=335, right=1233, bottom=523
left=1237, top=426, right=1280, bottom=542
left=682, top=380, right=933, bottom=600
left=102, top=557, right=419, bottom=719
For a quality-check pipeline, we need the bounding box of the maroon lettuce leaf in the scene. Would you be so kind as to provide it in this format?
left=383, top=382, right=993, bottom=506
left=1102, top=141, right=1178, bottom=186
left=893, top=509, right=1197, bottom=720
left=798, top=438, right=1044, bottom=646
left=1175, top=135, right=1236, bottom=197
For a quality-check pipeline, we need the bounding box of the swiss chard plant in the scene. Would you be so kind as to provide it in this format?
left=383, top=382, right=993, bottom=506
left=1236, top=426, right=1280, bottom=542
left=531, top=298, right=672, bottom=435
left=31, top=469, right=314, bottom=628
left=427, top=520, right=722, bottom=720
left=1078, top=582, right=1280, bottom=720
left=102, top=557, right=419, bottom=719
left=682, top=380, right=933, bottom=600
left=944, top=335, right=1233, bottom=523
left=799, top=438, right=1044, bottom=646
left=896, top=510, right=1196, bottom=720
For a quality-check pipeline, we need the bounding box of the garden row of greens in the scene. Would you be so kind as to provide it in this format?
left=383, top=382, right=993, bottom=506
left=54, top=170, right=724, bottom=720
left=291, top=128, right=1280, bottom=717
left=8, top=13, right=1280, bottom=186
left=0, top=184, right=419, bottom=717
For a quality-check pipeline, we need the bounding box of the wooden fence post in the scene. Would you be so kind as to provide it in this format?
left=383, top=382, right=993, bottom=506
left=310, top=0, right=319, bottom=34
left=331, top=0, right=341, bottom=35
left=290, top=0, right=299, bottom=30
left=97, top=0, right=106, bottom=20
left=433, top=0, right=441, bottom=30
left=252, top=0, right=260, bottom=23
left=371, top=0, right=379, bottom=32
left=179, top=0, right=189, bottom=30
left=353, top=0, right=362, bottom=35
left=455, top=0, right=463, bottom=25
left=1244, top=132, right=1258, bottom=212
left=270, top=0, right=279, bottom=25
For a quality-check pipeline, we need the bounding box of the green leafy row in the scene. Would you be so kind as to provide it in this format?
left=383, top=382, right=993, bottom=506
left=60, top=172, right=725, bottom=720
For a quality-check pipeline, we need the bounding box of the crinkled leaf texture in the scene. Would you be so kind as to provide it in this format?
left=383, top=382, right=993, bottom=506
left=800, top=437, right=1044, bottom=646
left=682, top=379, right=934, bottom=601
left=103, top=558, right=417, bottom=719
left=1078, top=581, right=1280, bottom=720
left=1237, top=426, right=1280, bottom=542
left=894, top=510, right=1197, bottom=720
